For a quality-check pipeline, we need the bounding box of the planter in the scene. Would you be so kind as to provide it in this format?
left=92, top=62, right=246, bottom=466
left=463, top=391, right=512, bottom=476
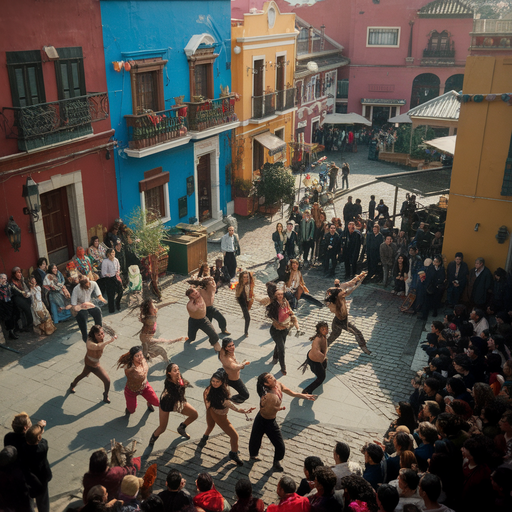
left=258, top=202, right=281, bottom=216
left=234, top=197, right=254, bottom=216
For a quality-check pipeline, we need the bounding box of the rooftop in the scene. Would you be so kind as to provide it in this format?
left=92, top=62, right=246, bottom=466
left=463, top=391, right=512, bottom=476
left=407, top=90, right=461, bottom=121
left=418, top=0, right=474, bottom=18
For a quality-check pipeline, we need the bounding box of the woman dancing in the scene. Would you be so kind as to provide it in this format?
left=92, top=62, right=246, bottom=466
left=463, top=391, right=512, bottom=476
left=219, top=338, right=250, bottom=403
left=117, top=346, right=160, bottom=415
left=149, top=363, right=198, bottom=444
left=266, top=286, right=300, bottom=375
left=299, top=321, right=329, bottom=395
left=249, top=372, right=315, bottom=471
left=284, top=259, right=323, bottom=309
left=235, top=271, right=255, bottom=337
left=70, top=325, right=117, bottom=403
left=198, top=369, right=255, bottom=466
left=138, top=298, right=186, bottom=362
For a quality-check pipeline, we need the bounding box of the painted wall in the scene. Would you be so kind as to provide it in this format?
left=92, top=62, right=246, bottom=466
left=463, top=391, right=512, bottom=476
left=443, top=56, right=512, bottom=272
left=100, top=0, right=233, bottom=223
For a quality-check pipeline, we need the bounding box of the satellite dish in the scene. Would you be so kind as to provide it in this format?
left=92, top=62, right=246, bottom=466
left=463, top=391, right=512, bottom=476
left=307, top=61, right=318, bottom=72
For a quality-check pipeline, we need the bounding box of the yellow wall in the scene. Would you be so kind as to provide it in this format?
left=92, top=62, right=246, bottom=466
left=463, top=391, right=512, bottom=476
left=231, top=1, right=297, bottom=182
left=443, top=56, right=512, bottom=271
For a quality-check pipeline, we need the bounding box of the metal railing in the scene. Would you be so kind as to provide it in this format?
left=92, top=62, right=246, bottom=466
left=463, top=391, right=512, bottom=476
left=276, top=88, right=296, bottom=112
left=125, top=106, right=188, bottom=150
left=185, top=95, right=238, bottom=132
left=422, top=48, right=455, bottom=58
left=251, top=92, right=276, bottom=120
left=473, top=19, right=512, bottom=34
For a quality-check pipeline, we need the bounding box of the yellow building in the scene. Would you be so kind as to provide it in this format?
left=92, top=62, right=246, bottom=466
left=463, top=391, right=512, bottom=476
left=443, top=56, right=512, bottom=272
left=231, top=1, right=297, bottom=212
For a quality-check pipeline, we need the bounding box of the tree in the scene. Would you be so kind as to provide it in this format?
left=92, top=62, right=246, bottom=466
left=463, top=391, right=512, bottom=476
left=255, top=162, right=295, bottom=211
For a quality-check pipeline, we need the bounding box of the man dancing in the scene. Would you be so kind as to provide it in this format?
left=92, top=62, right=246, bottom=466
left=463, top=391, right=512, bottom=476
left=324, top=272, right=371, bottom=355
left=186, top=287, right=221, bottom=352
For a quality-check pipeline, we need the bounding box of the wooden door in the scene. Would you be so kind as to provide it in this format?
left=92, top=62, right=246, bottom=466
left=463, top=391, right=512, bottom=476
left=197, top=153, right=212, bottom=222
left=41, top=188, right=73, bottom=264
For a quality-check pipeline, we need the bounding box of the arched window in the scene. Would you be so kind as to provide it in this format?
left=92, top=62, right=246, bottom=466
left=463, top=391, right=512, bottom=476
left=410, top=73, right=440, bottom=108
left=444, top=74, right=464, bottom=93
left=425, top=30, right=454, bottom=57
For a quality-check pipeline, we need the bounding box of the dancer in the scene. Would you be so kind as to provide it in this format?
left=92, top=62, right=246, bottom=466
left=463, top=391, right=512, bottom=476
left=117, top=346, right=160, bottom=415
left=198, top=369, right=255, bottom=466
left=299, top=321, right=329, bottom=395
left=185, top=287, right=221, bottom=351
left=138, top=298, right=186, bottom=362
left=149, top=363, right=198, bottom=444
left=70, top=325, right=117, bottom=403
left=266, top=286, right=301, bottom=375
left=234, top=271, right=255, bottom=337
left=325, top=272, right=371, bottom=355
left=202, top=276, right=230, bottom=335
left=249, top=372, right=315, bottom=471
left=284, top=259, right=323, bottom=310
left=219, top=338, right=250, bottom=403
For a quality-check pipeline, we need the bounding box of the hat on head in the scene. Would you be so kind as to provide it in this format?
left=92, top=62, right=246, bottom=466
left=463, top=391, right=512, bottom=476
left=120, top=475, right=144, bottom=498
left=424, top=258, right=433, bottom=267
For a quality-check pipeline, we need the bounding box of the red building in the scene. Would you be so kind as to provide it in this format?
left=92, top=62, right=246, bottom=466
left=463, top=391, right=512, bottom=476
left=0, top=1, right=117, bottom=273
left=234, top=0, right=474, bottom=124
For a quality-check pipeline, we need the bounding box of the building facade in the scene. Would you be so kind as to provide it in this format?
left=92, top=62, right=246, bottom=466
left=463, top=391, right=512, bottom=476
left=443, top=56, right=512, bottom=272
left=100, top=0, right=239, bottom=228
left=0, top=0, right=118, bottom=273
left=231, top=1, right=297, bottom=188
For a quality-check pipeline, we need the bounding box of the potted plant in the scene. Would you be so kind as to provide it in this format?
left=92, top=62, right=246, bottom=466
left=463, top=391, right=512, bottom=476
left=254, top=162, right=295, bottom=215
left=233, top=177, right=254, bottom=216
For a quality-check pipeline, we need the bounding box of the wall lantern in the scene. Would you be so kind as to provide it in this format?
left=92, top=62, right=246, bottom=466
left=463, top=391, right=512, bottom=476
left=22, top=177, right=41, bottom=221
left=496, top=225, right=509, bottom=244
left=233, top=46, right=241, bottom=55
left=5, top=216, right=21, bottom=252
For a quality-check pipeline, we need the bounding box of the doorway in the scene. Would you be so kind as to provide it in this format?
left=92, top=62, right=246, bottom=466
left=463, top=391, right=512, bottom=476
left=197, top=153, right=212, bottom=222
left=41, top=188, right=73, bottom=264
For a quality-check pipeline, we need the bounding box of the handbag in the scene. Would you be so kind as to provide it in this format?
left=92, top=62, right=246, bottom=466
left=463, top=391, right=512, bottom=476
left=234, top=235, right=241, bottom=256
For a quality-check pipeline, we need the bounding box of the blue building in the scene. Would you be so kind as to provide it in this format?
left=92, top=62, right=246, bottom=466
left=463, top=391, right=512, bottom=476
left=100, top=0, right=239, bottom=229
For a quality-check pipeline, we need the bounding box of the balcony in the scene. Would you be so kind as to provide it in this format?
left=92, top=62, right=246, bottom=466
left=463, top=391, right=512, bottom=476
left=421, top=46, right=456, bottom=66
left=251, top=92, right=277, bottom=121
left=470, top=20, right=512, bottom=51
left=2, top=92, right=108, bottom=151
left=124, top=106, right=190, bottom=158
left=276, top=88, right=296, bottom=112
left=185, top=95, right=239, bottom=139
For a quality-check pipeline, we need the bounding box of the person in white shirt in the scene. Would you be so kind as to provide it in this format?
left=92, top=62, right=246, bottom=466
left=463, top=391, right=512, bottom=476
left=100, top=249, right=123, bottom=314
left=469, top=308, right=489, bottom=336
left=71, top=277, right=107, bottom=342
left=419, top=473, right=454, bottom=512
left=331, top=441, right=362, bottom=490
left=220, top=226, right=240, bottom=279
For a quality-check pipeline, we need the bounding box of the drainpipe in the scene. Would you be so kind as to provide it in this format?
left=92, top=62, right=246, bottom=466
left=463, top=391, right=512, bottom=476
left=309, top=27, right=314, bottom=54
left=408, top=20, right=414, bottom=58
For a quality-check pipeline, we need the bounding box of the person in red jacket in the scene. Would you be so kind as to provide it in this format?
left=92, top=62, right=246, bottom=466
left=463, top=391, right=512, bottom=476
left=193, top=473, right=230, bottom=512
left=267, top=476, right=311, bottom=512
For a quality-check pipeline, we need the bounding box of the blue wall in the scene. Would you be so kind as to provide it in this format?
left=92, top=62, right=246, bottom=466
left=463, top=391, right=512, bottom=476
left=100, top=0, right=233, bottom=224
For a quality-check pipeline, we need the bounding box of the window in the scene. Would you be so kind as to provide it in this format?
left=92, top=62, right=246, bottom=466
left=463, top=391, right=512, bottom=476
left=188, top=48, right=217, bottom=100
left=55, top=47, right=86, bottom=99
left=139, top=167, right=170, bottom=221
left=428, top=31, right=450, bottom=52
left=6, top=50, right=46, bottom=107
left=296, top=80, right=303, bottom=106
left=194, top=64, right=210, bottom=99
left=315, top=76, right=322, bottom=99
left=502, top=131, right=512, bottom=197
left=367, top=27, right=400, bottom=47
left=130, top=59, right=167, bottom=114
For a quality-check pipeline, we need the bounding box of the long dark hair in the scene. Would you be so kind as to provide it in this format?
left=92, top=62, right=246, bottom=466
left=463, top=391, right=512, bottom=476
left=206, top=369, right=230, bottom=409
left=140, top=298, right=155, bottom=318
left=117, top=346, right=143, bottom=369
left=256, top=372, right=272, bottom=398
left=89, top=235, right=99, bottom=247
left=163, top=363, right=189, bottom=403
left=88, top=325, right=103, bottom=344
left=266, top=289, right=287, bottom=321
left=396, top=401, right=417, bottom=433
left=309, top=321, right=328, bottom=341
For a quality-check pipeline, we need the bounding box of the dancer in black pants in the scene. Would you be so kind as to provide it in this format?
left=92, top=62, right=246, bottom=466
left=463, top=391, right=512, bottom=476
left=299, top=321, right=329, bottom=395
left=249, top=373, right=315, bottom=472
left=235, top=271, right=254, bottom=337
left=219, top=337, right=250, bottom=403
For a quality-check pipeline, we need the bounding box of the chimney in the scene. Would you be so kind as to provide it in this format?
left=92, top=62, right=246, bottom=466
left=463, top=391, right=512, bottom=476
left=308, top=26, right=314, bottom=54
left=320, top=24, right=325, bottom=51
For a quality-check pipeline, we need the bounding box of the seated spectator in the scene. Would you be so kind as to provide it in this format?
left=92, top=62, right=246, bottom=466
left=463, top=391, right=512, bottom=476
left=418, top=473, right=453, bottom=512
left=452, top=353, right=477, bottom=387
left=309, top=467, right=344, bottom=512
left=398, top=451, right=418, bottom=472
left=157, top=469, right=193, bottom=512
left=267, top=476, right=310, bottom=512
left=231, top=478, right=264, bottom=512
left=419, top=400, right=441, bottom=426
left=435, top=412, right=469, bottom=450
left=420, top=379, right=444, bottom=413
left=43, top=264, right=72, bottom=324
left=383, top=432, right=412, bottom=484
left=445, top=379, right=473, bottom=407
left=491, top=466, right=512, bottom=512
left=362, top=443, right=384, bottom=490
left=297, top=456, right=324, bottom=497
left=469, top=309, right=489, bottom=337
left=193, top=473, right=230, bottom=512
left=0, top=445, right=34, bottom=512
left=495, top=409, right=512, bottom=463
left=338, top=475, right=377, bottom=512
left=83, top=448, right=141, bottom=502
left=141, top=495, right=165, bottom=512
left=32, top=257, right=48, bottom=288
left=426, top=358, right=447, bottom=387
left=85, top=485, right=121, bottom=510
left=479, top=401, right=505, bottom=439
left=395, top=469, right=424, bottom=512
left=118, top=475, right=144, bottom=511
left=414, top=422, right=438, bottom=471
left=331, top=441, right=362, bottom=490
left=376, top=484, right=399, bottom=512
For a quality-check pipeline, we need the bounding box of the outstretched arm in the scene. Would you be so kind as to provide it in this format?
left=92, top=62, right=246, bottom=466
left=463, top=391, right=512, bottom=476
left=281, top=383, right=316, bottom=401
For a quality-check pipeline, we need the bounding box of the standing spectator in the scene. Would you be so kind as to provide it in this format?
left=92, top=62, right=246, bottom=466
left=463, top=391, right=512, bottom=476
left=0, top=273, right=19, bottom=339
left=221, top=226, right=240, bottom=279
left=10, top=267, right=33, bottom=331
left=392, top=254, right=409, bottom=296
left=300, top=210, right=316, bottom=268
left=284, top=221, right=299, bottom=261
left=267, top=476, right=311, bottom=512
left=100, top=248, right=123, bottom=314
left=368, top=195, right=376, bottom=222
left=231, top=478, right=265, bottom=512
left=446, top=253, right=469, bottom=307
left=467, top=258, right=493, bottom=310
left=422, top=256, right=445, bottom=319
left=375, top=199, right=389, bottom=220
left=328, top=163, right=339, bottom=193
left=343, top=196, right=355, bottom=224
left=331, top=441, right=362, bottom=490
left=415, top=223, right=433, bottom=259
left=353, top=199, right=362, bottom=219
left=4, top=412, right=35, bottom=453
left=376, top=485, right=399, bottom=512
left=71, top=277, right=107, bottom=342
left=322, top=224, right=341, bottom=278
left=341, top=221, right=362, bottom=280
left=297, top=457, right=324, bottom=497
left=406, top=246, right=423, bottom=295
left=341, top=163, right=350, bottom=190
left=430, top=231, right=443, bottom=257
left=366, top=225, right=384, bottom=281
left=0, top=446, right=34, bottom=512
left=379, top=236, right=397, bottom=288
left=395, top=230, right=409, bottom=255
left=288, top=206, right=303, bottom=234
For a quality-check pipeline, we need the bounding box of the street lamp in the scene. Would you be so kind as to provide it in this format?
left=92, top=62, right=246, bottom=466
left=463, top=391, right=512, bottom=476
left=5, top=216, right=21, bottom=251
left=22, top=176, right=41, bottom=221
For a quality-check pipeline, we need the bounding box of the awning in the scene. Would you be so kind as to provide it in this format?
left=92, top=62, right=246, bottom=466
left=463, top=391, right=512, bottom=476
left=321, top=113, right=372, bottom=126
left=375, top=167, right=452, bottom=197
left=424, top=135, right=457, bottom=156
left=388, top=113, right=412, bottom=124
left=254, top=132, right=286, bottom=156
left=361, top=99, right=406, bottom=106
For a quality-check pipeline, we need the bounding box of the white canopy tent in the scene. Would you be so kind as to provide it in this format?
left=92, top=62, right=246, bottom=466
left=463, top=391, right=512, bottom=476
left=388, top=113, right=412, bottom=124
left=423, top=135, right=457, bottom=156
left=321, top=113, right=372, bottom=126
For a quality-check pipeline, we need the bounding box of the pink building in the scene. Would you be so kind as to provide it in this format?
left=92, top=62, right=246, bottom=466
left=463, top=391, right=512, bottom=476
left=233, top=0, right=474, bottom=125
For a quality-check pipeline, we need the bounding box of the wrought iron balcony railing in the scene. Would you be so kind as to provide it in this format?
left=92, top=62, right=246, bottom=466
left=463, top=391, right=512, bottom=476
left=125, top=106, right=188, bottom=150
left=276, top=88, right=296, bottom=112
left=1, top=92, right=109, bottom=150
left=422, top=48, right=455, bottom=58
left=252, top=92, right=277, bottom=120
left=185, top=95, right=238, bottom=132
